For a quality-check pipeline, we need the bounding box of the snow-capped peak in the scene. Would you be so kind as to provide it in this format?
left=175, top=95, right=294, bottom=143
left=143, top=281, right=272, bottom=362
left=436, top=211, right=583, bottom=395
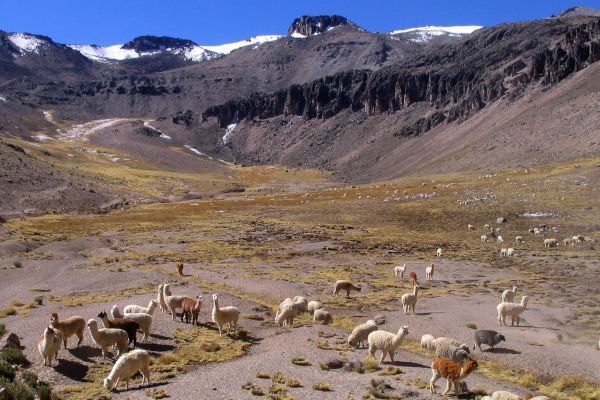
left=7, top=33, right=49, bottom=54
left=387, top=25, right=482, bottom=43
left=66, top=34, right=282, bottom=63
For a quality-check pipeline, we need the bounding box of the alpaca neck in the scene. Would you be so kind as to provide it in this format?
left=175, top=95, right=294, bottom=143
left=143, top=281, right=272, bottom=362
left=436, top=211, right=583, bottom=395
left=459, top=364, right=476, bottom=380
left=413, top=286, right=419, bottom=296
left=392, top=331, right=406, bottom=348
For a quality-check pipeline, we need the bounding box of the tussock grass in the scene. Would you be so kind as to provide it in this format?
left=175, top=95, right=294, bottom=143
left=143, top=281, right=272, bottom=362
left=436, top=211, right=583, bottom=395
left=311, top=382, right=330, bottom=391
left=48, top=283, right=155, bottom=306
left=290, top=357, right=310, bottom=366
left=362, top=357, right=381, bottom=373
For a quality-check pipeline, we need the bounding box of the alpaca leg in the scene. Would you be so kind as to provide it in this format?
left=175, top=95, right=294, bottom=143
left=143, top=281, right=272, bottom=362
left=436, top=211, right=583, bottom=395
left=369, top=347, right=376, bottom=359
left=379, top=351, right=385, bottom=365
left=441, top=379, right=452, bottom=395
left=217, top=323, right=223, bottom=337
left=170, top=305, right=177, bottom=320
left=346, top=290, right=350, bottom=298
left=77, top=331, right=83, bottom=346
left=63, top=337, right=68, bottom=349
left=141, top=366, right=150, bottom=385
left=389, top=351, right=394, bottom=364
left=430, top=371, right=439, bottom=394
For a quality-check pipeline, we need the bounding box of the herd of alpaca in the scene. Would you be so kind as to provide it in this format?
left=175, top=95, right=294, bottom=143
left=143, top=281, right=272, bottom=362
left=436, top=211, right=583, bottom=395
left=30, top=216, right=574, bottom=396
left=36, top=264, right=242, bottom=392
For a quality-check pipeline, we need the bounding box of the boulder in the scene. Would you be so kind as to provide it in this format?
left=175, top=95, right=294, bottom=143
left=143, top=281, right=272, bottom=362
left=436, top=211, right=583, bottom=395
left=0, top=332, right=23, bottom=350
left=497, top=217, right=507, bottom=223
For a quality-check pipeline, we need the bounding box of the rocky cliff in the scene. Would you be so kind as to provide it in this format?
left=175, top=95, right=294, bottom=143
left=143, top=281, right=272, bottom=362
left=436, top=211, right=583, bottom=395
left=288, top=15, right=354, bottom=36
left=203, top=18, right=600, bottom=138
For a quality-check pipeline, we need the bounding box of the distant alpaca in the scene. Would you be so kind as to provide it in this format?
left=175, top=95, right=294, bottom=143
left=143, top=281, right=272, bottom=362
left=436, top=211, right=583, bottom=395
left=176, top=262, right=184, bottom=276
left=333, top=280, right=361, bottom=298
left=394, top=264, right=406, bottom=279
left=425, top=263, right=434, bottom=280
left=401, top=285, right=420, bottom=314
left=436, top=248, right=443, bottom=257
left=409, top=272, right=420, bottom=286
left=497, top=296, right=529, bottom=327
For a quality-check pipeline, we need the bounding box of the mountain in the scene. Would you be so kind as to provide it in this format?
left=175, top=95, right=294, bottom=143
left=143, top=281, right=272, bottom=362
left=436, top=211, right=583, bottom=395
left=0, top=16, right=481, bottom=120
left=550, top=5, right=600, bottom=18
left=288, top=15, right=356, bottom=37
left=2, top=9, right=600, bottom=214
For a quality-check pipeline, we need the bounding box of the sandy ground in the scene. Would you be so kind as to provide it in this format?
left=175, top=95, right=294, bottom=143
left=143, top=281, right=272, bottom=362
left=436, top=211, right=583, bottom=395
left=1, top=230, right=598, bottom=400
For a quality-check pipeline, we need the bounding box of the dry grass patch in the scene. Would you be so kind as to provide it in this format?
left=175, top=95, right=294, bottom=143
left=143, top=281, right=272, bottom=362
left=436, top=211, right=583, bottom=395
left=311, top=382, right=330, bottom=391
left=290, top=357, right=310, bottom=366
left=146, top=388, right=169, bottom=399
left=48, top=283, right=155, bottom=307
left=362, top=357, right=381, bottom=374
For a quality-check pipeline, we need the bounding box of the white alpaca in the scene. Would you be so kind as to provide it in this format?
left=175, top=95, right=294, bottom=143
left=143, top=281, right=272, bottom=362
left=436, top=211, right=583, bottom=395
left=103, top=349, right=150, bottom=391
left=425, top=263, right=434, bottom=280
left=367, top=326, right=409, bottom=364
left=501, top=286, right=518, bottom=303
left=420, top=333, right=435, bottom=349
left=401, top=285, right=420, bottom=314
left=124, top=299, right=158, bottom=316
left=111, top=305, right=123, bottom=319
left=481, top=235, right=489, bottom=243
left=500, top=248, right=507, bottom=257
left=38, top=326, right=62, bottom=366
left=497, top=296, right=529, bottom=326
left=544, top=238, right=558, bottom=247
left=211, top=294, right=240, bottom=336
left=86, top=319, right=129, bottom=359
left=394, top=264, right=406, bottom=279
left=506, top=248, right=515, bottom=257
left=497, top=235, right=504, bottom=244
left=307, top=300, right=323, bottom=314
left=515, top=236, right=524, bottom=244
left=467, top=224, right=474, bottom=230
left=157, top=283, right=170, bottom=313
left=163, top=284, right=188, bottom=320
left=348, top=320, right=378, bottom=348
left=122, top=312, right=153, bottom=341
left=436, top=248, right=443, bottom=257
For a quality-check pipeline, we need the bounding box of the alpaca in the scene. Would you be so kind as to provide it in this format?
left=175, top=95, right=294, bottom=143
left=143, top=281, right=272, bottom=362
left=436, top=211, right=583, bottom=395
left=430, top=358, right=478, bottom=395
left=425, top=263, right=434, bottom=280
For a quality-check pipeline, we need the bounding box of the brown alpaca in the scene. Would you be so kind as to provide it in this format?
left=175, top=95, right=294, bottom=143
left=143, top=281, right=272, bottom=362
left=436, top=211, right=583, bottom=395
left=176, top=262, right=184, bottom=276
left=49, top=312, right=85, bottom=349
left=333, top=280, right=361, bottom=298
left=430, top=358, right=478, bottom=395
left=181, top=296, right=203, bottom=325
left=409, top=272, right=420, bottom=286
left=97, top=311, right=140, bottom=348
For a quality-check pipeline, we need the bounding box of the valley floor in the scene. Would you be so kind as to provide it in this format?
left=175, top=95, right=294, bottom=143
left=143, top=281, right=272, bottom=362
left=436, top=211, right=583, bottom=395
left=1, top=157, right=599, bottom=400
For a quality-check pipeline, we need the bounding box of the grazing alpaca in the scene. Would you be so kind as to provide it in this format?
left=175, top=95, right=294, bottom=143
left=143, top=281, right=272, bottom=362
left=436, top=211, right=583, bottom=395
left=436, top=248, right=443, bottom=257
left=409, top=272, right=420, bottom=286
left=333, top=280, right=361, bottom=298
left=394, top=264, right=406, bottom=279
left=176, top=262, right=184, bottom=276
left=425, top=263, right=434, bottom=280
left=430, top=358, right=478, bottom=395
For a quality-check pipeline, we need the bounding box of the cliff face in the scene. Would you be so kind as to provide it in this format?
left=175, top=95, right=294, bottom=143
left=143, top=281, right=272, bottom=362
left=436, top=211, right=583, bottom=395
left=287, top=15, right=353, bottom=36
left=203, top=18, right=600, bottom=137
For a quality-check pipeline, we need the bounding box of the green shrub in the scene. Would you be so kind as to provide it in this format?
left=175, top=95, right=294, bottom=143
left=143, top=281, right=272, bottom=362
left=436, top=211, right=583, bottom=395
left=0, top=363, right=16, bottom=381
left=37, top=382, right=52, bottom=400
left=34, top=297, right=43, bottom=306
left=5, top=380, right=35, bottom=400
left=1, top=347, right=29, bottom=366
left=0, top=323, right=5, bottom=337
left=21, top=370, right=38, bottom=388
left=13, top=261, right=22, bottom=268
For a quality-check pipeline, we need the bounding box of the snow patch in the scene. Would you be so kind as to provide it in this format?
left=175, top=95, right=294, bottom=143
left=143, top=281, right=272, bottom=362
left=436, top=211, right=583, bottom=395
left=388, top=25, right=482, bottom=35
left=35, top=134, right=54, bottom=141
left=8, top=33, right=47, bottom=54
left=290, top=32, right=308, bottom=38
left=60, top=118, right=126, bottom=141
left=202, top=35, right=282, bottom=55
left=520, top=212, right=559, bottom=218
left=143, top=121, right=162, bottom=133
left=160, top=134, right=172, bottom=140
left=0, top=96, right=6, bottom=102
left=184, top=145, right=213, bottom=159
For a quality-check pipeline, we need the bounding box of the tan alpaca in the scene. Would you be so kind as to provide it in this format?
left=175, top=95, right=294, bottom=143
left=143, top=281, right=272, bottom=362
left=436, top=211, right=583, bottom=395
left=430, top=358, right=478, bottom=395
left=333, top=280, right=361, bottom=298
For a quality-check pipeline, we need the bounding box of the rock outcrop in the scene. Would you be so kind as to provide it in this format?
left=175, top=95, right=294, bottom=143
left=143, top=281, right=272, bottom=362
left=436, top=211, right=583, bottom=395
left=288, top=15, right=353, bottom=36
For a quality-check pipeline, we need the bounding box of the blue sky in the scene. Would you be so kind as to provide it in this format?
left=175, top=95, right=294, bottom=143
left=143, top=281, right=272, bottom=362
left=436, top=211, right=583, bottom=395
left=0, top=0, right=598, bottom=46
